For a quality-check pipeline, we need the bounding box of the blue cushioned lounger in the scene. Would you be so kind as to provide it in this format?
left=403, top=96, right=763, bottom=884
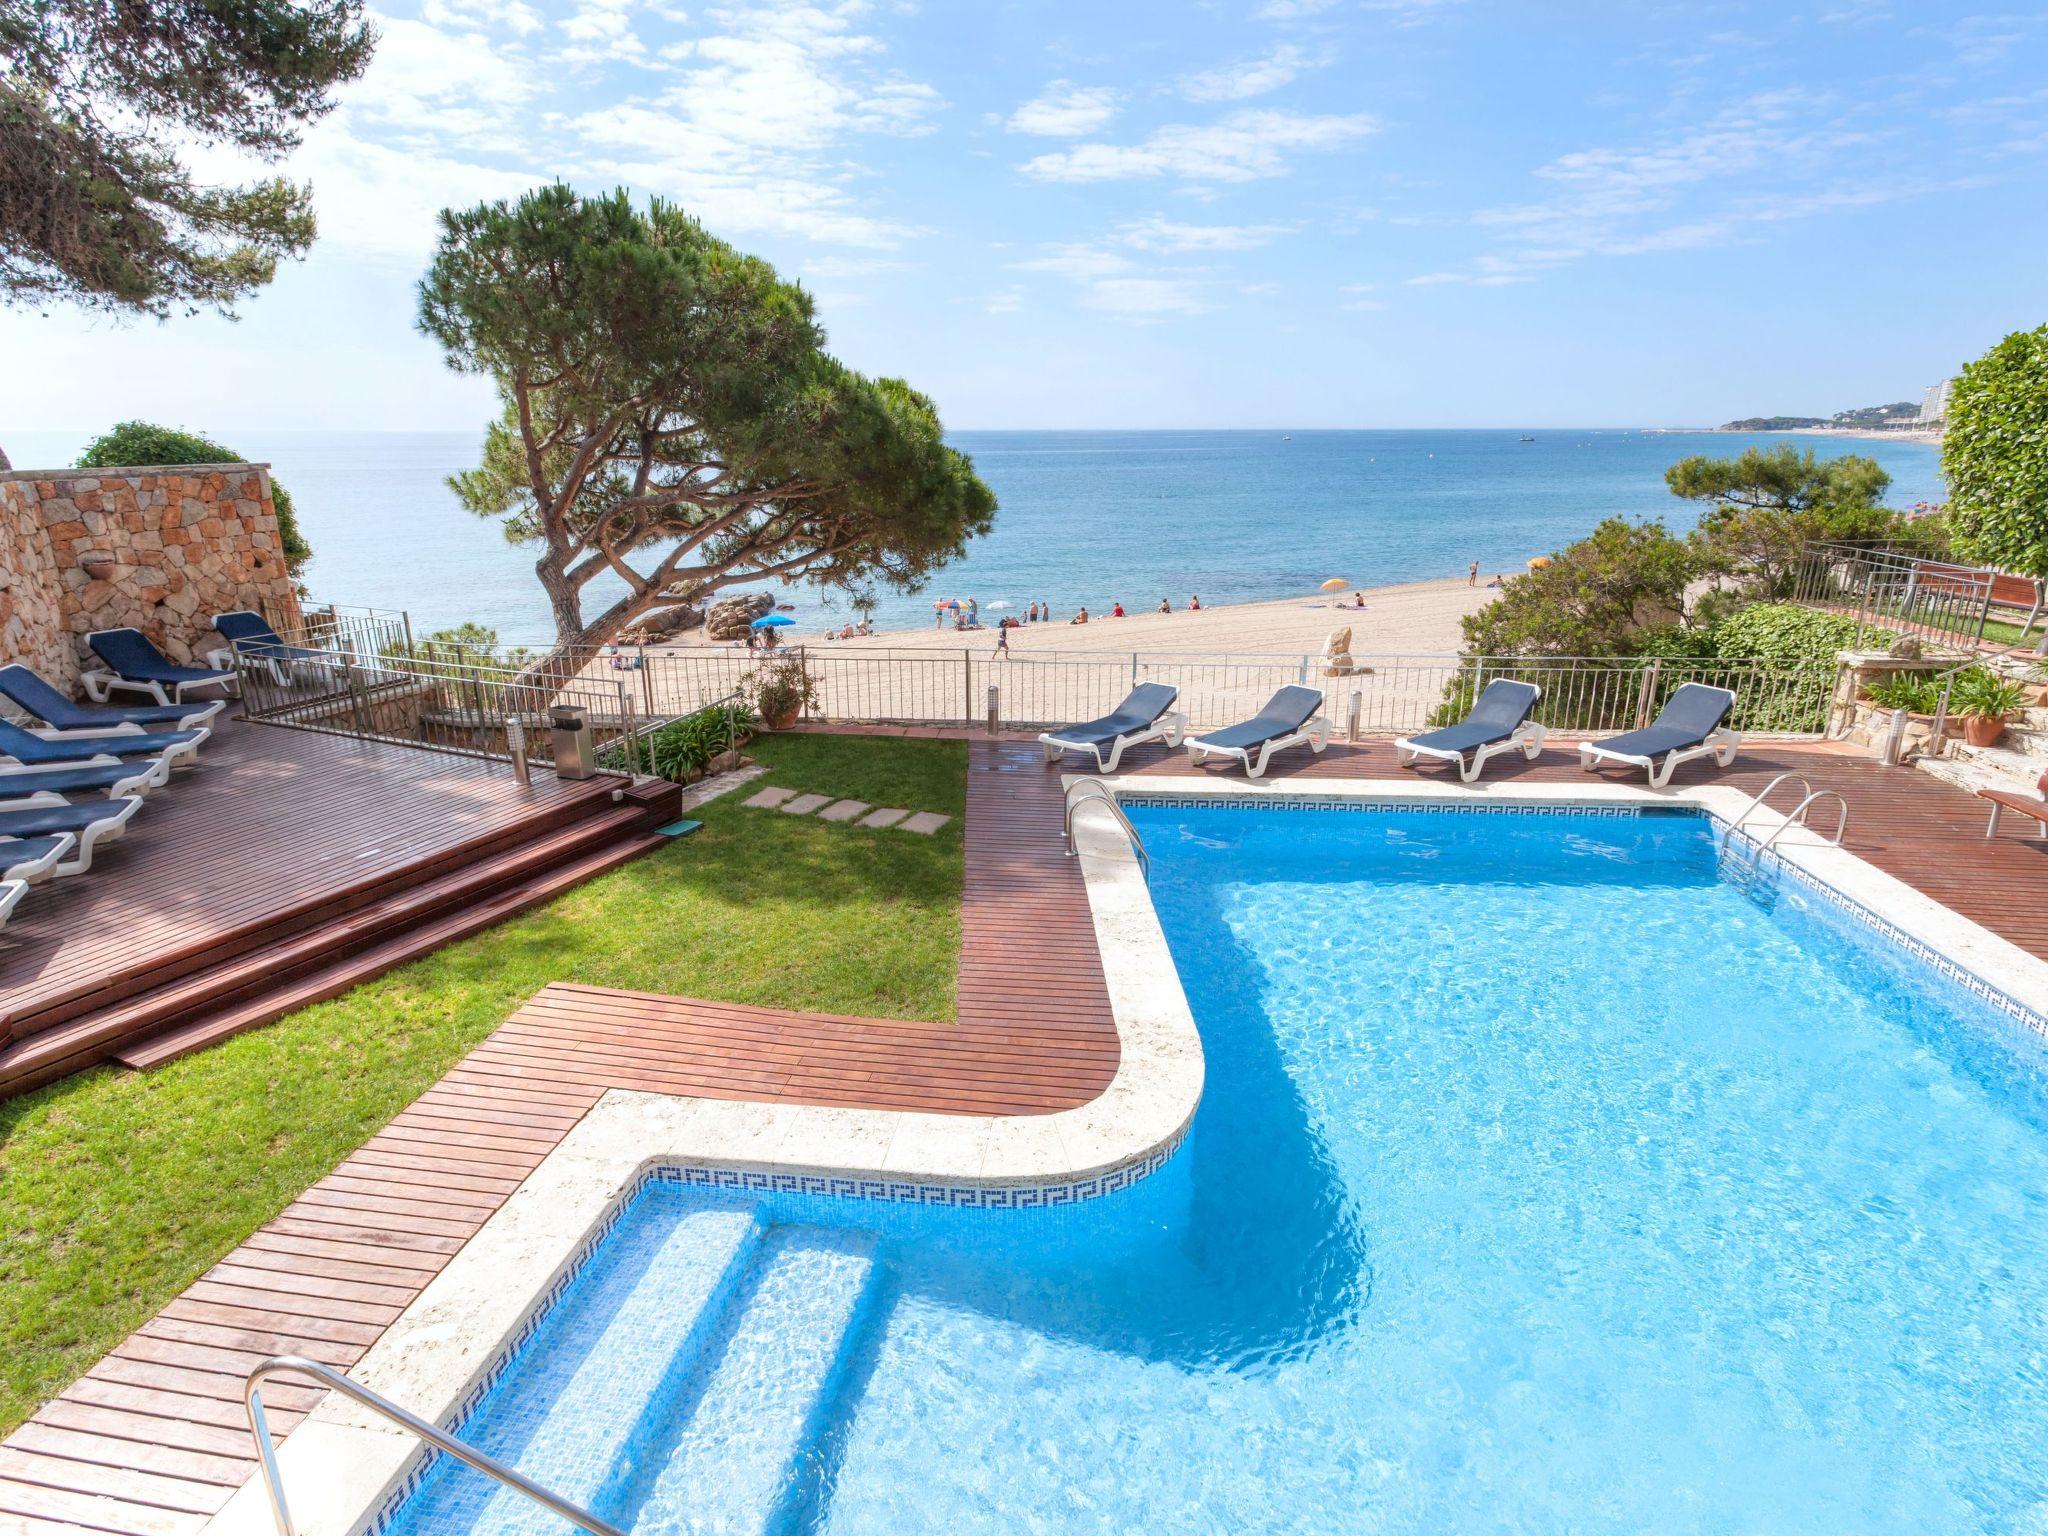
left=1396, top=679, right=1546, bottom=783
left=1186, top=685, right=1329, bottom=779
left=0, top=663, right=221, bottom=731
left=0, top=717, right=205, bottom=771
left=0, top=796, right=141, bottom=875
left=1578, top=682, right=1741, bottom=788
left=208, top=610, right=341, bottom=684
left=1039, top=683, right=1185, bottom=773
left=0, top=878, right=26, bottom=932
left=84, top=628, right=238, bottom=706
left=0, top=757, right=168, bottom=800
left=0, top=834, right=75, bottom=884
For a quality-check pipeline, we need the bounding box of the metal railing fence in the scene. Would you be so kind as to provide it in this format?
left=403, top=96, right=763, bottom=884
left=1787, top=543, right=1997, bottom=648
left=234, top=622, right=644, bottom=772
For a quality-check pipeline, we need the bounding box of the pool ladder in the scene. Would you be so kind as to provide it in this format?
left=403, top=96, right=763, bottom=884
left=243, top=1356, right=624, bottom=1536
left=1064, top=778, right=1149, bottom=873
left=1720, top=773, right=1850, bottom=868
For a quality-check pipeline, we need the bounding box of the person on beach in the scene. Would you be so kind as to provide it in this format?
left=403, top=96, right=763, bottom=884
left=995, top=625, right=1009, bottom=657
left=1158, top=598, right=1170, bottom=613
left=1353, top=592, right=1366, bottom=607
left=1027, top=601, right=1038, bottom=623
left=1072, top=607, right=1089, bottom=625
left=1188, top=595, right=1201, bottom=611
left=1111, top=601, right=1125, bottom=618
left=1468, top=561, right=1479, bottom=587
left=935, top=606, right=945, bottom=629
left=967, top=597, right=979, bottom=627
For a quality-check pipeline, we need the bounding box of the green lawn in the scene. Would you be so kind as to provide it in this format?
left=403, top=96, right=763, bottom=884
left=0, top=732, right=966, bottom=1435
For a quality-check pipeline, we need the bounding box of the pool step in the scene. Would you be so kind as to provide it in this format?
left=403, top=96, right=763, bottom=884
left=633, top=1225, right=885, bottom=1536
left=393, top=1207, right=764, bottom=1536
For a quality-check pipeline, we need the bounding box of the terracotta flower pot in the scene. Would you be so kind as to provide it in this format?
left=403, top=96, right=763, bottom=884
left=1963, top=714, right=2007, bottom=748
left=764, top=704, right=800, bottom=731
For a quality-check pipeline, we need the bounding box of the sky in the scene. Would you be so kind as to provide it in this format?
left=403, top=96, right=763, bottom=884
left=4, top=0, right=2046, bottom=434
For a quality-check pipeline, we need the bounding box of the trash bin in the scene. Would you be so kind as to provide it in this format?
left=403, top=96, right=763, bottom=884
left=550, top=704, right=596, bottom=780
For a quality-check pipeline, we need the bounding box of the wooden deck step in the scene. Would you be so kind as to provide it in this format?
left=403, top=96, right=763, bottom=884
left=1, top=790, right=673, bottom=1094
left=118, top=831, right=666, bottom=1070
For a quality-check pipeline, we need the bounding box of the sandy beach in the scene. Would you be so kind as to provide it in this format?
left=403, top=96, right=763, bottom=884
left=595, top=573, right=1504, bottom=730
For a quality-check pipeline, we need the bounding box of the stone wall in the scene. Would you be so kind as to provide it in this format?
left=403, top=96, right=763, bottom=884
left=0, top=463, right=302, bottom=694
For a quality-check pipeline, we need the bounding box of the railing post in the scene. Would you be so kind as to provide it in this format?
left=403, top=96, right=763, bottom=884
left=640, top=645, right=655, bottom=717
left=466, top=666, right=488, bottom=754
left=963, top=649, right=973, bottom=728
left=1347, top=689, right=1362, bottom=743
left=1634, top=660, right=1660, bottom=729
left=986, top=682, right=1000, bottom=736
left=346, top=655, right=372, bottom=736
left=618, top=680, right=636, bottom=767
left=401, top=611, right=416, bottom=662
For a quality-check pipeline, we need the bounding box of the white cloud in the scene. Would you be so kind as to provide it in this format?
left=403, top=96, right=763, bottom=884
left=559, top=0, right=648, bottom=63
left=1007, top=81, right=1121, bottom=137
left=1253, top=0, right=1340, bottom=18
left=1020, top=107, right=1377, bottom=183
left=421, top=0, right=545, bottom=35
left=347, top=13, right=540, bottom=150
left=1015, top=244, right=1133, bottom=280
left=568, top=0, right=944, bottom=246
left=1178, top=43, right=1324, bottom=103
left=1116, top=214, right=1290, bottom=252
left=1084, top=278, right=1209, bottom=316
left=985, top=288, right=1025, bottom=314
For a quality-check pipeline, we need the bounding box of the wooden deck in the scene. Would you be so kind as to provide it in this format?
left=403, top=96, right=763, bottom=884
left=0, top=723, right=660, bottom=1092
left=10, top=731, right=2048, bottom=1535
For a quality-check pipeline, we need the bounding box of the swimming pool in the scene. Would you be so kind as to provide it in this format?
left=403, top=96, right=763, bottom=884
left=376, top=803, right=2048, bottom=1534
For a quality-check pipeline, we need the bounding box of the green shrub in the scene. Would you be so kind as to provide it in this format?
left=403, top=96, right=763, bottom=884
left=614, top=701, right=752, bottom=781
left=1709, top=602, right=1877, bottom=663
left=1631, top=623, right=1719, bottom=661
left=1864, top=673, right=1943, bottom=713
left=1950, top=668, right=2028, bottom=720
left=75, top=421, right=310, bottom=574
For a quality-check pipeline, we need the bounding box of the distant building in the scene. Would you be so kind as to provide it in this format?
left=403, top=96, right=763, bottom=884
left=1919, top=379, right=1955, bottom=426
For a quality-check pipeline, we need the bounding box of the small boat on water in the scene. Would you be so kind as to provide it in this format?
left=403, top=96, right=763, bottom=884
left=1518, top=435, right=1535, bottom=443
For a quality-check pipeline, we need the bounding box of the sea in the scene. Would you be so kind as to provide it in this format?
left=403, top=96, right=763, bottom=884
left=4, top=429, right=1945, bottom=644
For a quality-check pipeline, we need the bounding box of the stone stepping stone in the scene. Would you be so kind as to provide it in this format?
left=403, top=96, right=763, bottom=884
left=899, top=812, right=951, bottom=835
left=780, top=793, right=832, bottom=816
left=744, top=786, right=796, bottom=809
left=860, top=808, right=909, bottom=829
left=818, top=799, right=871, bottom=823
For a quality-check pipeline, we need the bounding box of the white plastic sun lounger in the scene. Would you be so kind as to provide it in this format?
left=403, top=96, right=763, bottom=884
left=1396, top=679, right=1546, bottom=783
left=84, top=628, right=238, bottom=706
left=1040, top=683, right=1186, bottom=773
left=1186, top=685, right=1329, bottom=779
left=1578, top=682, right=1741, bottom=788
left=0, top=795, right=143, bottom=875
left=0, top=878, right=27, bottom=932
left=0, top=757, right=168, bottom=799
left=0, top=833, right=76, bottom=884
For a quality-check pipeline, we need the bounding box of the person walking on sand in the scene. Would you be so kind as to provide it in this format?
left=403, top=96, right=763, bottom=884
left=1468, top=561, right=1479, bottom=587
left=995, top=625, right=1009, bottom=658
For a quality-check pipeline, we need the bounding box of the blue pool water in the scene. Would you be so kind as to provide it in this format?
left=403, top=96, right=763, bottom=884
left=387, top=807, right=2048, bottom=1534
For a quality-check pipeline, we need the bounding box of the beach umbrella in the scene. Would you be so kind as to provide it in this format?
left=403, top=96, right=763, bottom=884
left=1320, top=577, right=1348, bottom=592
left=1527, top=557, right=1552, bottom=570
left=750, top=613, right=796, bottom=629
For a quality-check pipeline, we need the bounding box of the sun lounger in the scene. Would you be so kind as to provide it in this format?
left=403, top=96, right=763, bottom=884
left=1396, top=679, right=1546, bottom=783
left=207, top=610, right=341, bottom=684
left=0, top=834, right=75, bottom=884
left=0, top=718, right=205, bottom=772
left=0, top=795, right=141, bottom=874
left=0, top=757, right=168, bottom=800
left=0, top=663, right=222, bottom=731
left=1186, top=685, right=1329, bottom=779
left=0, top=878, right=26, bottom=931
left=84, top=629, right=238, bottom=706
left=1578, top=682, right=1741, bottom=788
left=1039, top=684, right=1186, bottom=772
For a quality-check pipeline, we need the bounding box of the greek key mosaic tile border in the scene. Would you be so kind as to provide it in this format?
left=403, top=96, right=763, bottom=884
left=1720, top=822, right=2048, bottom=1035
left=1120, top=794, right=1651, bottom=819
left=353, top=1125, right=1191, bottom=1536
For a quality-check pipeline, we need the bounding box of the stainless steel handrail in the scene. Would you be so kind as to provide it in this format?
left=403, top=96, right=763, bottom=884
left=1719, top=772, right=1815, bottom=855
left=1063, top=778, right=1149, bottom=873
left=1759, top=789, right=1849, bottom=852
left=243, top=1356, right=625, bottom=1536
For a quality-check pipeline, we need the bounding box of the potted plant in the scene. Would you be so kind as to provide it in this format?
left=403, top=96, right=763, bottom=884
left=747, top=651, right=818, bottom=731
left=1951, top=669, right=2030, bottom=747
